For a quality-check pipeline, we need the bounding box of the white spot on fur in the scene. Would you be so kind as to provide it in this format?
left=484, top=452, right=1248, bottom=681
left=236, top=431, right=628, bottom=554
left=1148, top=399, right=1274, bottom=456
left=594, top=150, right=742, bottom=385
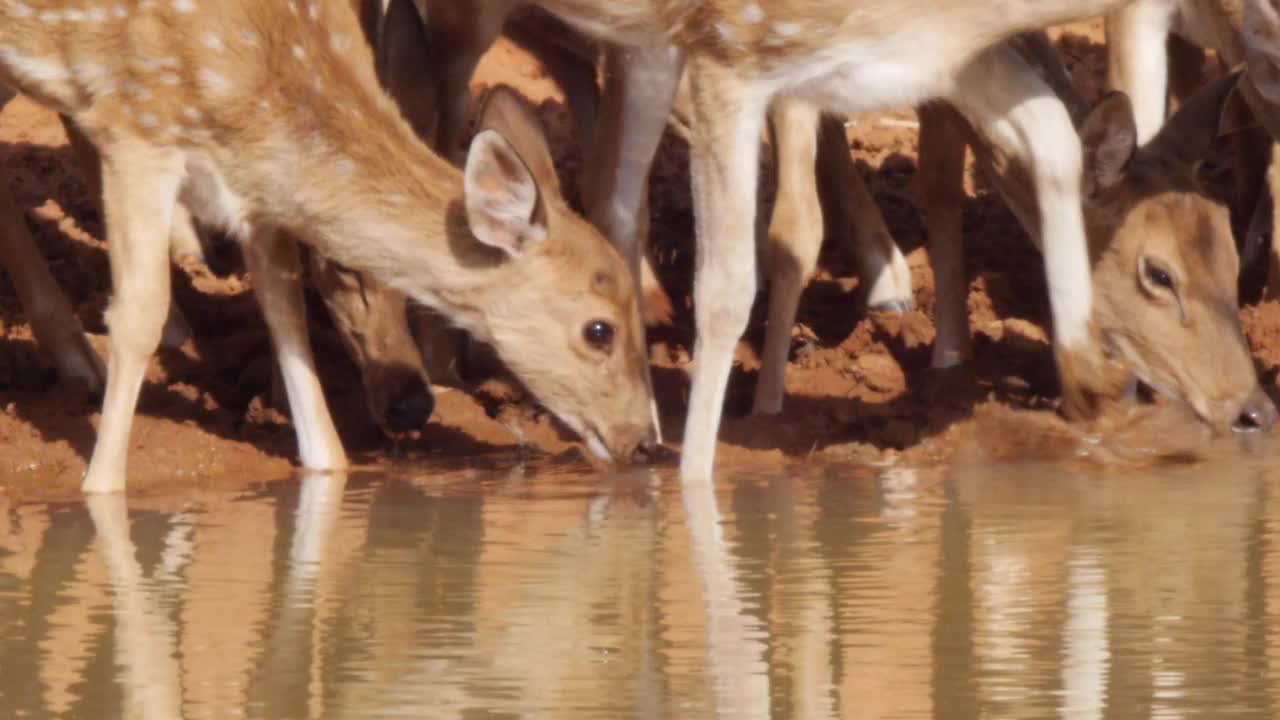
left=239, top=30, right=260, bottom=47
left=72, top=63, right=117, bottom=94
left=87, top=7, right=107, bottom=22
left=10, top=3, right=33, bottom=19
left=0, top=48, right=67, bottom=86
left=114, top=5, right=127, bottom=19
left=330, top=34, right=350, bottom=53
left=257, top=99, right=269, bottom=112
left=204, top=33, right=224, bottom=51
left=162, top=73, right=180, bottom=86
left=38, top=9, right=59, bottom=23
left=137, top=112, right=159, bottom=128
left=742, top=3, right=764, bottom=23
left=157, top=57, right=181, bottom=69
left=772, top=22, right=801, bottom=37
left=63, top=8, right=85, bottom=21
left=172, top=0, right=194, bottom=11
left=197, top=68, right=230, bottom=96
left=334, top=158, right=354, bottom=176
left=714, top=22, right=734, bottom=42
left=308, top=3, right=318, bottom=20
left=182, top=107, right=203, bottom=122
left=291, top=44, right=306, bottom=60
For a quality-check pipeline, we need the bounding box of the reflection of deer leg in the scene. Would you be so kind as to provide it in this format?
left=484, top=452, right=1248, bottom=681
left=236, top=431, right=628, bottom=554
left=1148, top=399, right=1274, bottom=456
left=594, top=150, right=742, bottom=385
left=681, top=478, right=771, bottom=719
left=1060, top=546, right=1108, bottom=719
left=87, top=494, right=183, bottom=720
left=248, top=471, right=348, bottom=715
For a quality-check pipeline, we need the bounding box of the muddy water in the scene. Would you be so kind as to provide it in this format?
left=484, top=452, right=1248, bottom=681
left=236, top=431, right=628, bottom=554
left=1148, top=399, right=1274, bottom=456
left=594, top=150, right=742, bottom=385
left=4, top=453, right=1280, bottom=719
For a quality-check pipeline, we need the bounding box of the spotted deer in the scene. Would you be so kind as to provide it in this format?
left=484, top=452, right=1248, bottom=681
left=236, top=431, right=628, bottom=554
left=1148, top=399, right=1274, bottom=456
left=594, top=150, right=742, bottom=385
left=921, top=35, right=1276, bottom=431
left=0, top=0, right=656, bottom=493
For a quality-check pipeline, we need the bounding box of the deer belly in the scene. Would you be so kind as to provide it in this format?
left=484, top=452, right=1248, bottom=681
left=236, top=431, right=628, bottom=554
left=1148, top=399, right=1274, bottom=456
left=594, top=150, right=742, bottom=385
left=776, top=39, right=958, bottom=114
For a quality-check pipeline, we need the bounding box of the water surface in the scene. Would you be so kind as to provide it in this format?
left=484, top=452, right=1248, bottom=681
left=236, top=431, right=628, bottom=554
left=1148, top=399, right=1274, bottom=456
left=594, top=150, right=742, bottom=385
left=2, top=453, right=1280, bottom=719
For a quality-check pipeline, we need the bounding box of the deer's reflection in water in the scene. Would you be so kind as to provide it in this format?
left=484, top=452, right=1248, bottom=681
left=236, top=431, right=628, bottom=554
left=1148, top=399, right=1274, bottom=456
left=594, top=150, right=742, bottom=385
left=2, top=459, right=1280, bottom=719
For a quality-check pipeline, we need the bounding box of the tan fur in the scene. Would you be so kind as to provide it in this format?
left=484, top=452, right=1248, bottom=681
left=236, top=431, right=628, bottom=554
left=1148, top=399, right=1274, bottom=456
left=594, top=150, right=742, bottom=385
left=0, top=0, right=654, bottom=493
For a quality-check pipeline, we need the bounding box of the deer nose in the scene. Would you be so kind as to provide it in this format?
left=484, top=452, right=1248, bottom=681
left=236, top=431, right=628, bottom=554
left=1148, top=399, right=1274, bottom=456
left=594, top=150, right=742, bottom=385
left=629, top=436, right=676, bottom=465
left=1233, top=387, right=1277, bottom=434
left=384, top=380, right=435, bottom=433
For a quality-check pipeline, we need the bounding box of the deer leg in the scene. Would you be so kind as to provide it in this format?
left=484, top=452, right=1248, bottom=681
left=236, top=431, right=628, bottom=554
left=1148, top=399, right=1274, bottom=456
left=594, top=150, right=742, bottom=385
left=752, top=99, right=822, bottom=416
left=1105, top=0, right=1175, bottom=143
left=949, top=45, right=1107, bottom=419
left=0, top=182, right=106, bottom=391
left=427, top=3, right=509, bottom=165
left=583, top=44, right=684, bottom=320
left=61, top=114, right=194, bottom=348
left=681, top=59, right=768, bottom=481
left=917, top=102, right=971, bottom=369
left=241, top=228, right=347, bottom=471
left=82, top=141, right=184, bottom=494
left=1265, top=146, right=1280, bottom=302
left=816, top=115, right=913, bottom=313
left=1237, top=130, right=1273, bottom=295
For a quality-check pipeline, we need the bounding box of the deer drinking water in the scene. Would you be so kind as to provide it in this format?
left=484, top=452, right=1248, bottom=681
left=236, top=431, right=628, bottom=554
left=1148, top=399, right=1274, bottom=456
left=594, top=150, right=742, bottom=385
left=383, top=1, right=1279, bottom=473
left=380, top=0, right=1280, bottom=480
left=0, top=0, right=656, bottom=493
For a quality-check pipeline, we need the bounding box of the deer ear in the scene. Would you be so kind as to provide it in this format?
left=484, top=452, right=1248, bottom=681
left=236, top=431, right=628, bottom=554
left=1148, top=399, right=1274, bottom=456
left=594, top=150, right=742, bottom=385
left=1143, top=69, right=1243, bottom=170
left=474, top=85, right=562, bottom=194
left=463, top=128, right=546, bottom=257
left=1079, top=91, right=1138, bottom=196
left=1218, top=79, right=1259, bottom=136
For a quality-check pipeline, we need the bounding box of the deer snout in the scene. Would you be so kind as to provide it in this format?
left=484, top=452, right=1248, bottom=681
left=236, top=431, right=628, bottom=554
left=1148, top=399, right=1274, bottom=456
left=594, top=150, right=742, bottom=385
left=382, top=375, right=435, bottom=433
left=611, top=425, right=665, bottom=465
left=1232, top=386, right=1277, bottom=434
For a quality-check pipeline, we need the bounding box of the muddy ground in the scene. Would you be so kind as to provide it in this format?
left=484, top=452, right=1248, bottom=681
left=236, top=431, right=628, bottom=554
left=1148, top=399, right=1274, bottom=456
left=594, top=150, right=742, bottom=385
left=2, top=20, right=1277, bottom=501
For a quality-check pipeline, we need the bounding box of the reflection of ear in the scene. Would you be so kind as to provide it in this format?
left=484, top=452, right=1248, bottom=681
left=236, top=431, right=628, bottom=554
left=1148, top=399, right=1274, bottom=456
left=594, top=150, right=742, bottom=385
left=1079, top=91, right=1137, bottom=197
left=463, top=129, right=546, bottom=256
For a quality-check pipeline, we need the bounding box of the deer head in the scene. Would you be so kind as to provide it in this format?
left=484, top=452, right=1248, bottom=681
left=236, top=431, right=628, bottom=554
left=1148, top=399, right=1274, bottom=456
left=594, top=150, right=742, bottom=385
left=1082, top=72, right=1277, bottom=432
left=458, top=86, right=659, bottom=461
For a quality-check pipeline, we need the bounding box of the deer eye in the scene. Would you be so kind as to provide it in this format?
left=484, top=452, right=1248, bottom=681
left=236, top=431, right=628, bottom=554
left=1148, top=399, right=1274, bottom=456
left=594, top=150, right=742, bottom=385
left=1143, top=260, right=1175, bottom=291
left=583, top=320, right=614, bottom=351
